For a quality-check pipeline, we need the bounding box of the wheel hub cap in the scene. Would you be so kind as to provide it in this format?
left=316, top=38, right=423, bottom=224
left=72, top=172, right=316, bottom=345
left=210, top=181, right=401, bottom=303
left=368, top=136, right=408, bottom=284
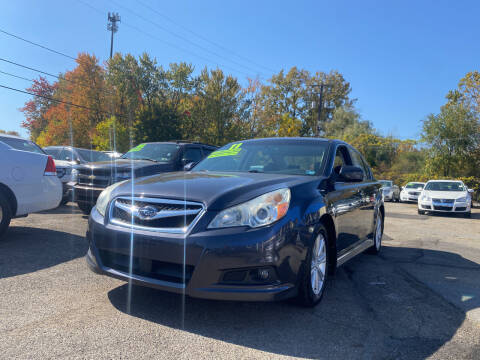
left=311, top=234, right=327, bottom=295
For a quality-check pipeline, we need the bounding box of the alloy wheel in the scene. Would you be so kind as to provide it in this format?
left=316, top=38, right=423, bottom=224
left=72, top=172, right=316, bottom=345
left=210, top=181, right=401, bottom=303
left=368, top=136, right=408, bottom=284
left=311, top=233, right=327, bottom=295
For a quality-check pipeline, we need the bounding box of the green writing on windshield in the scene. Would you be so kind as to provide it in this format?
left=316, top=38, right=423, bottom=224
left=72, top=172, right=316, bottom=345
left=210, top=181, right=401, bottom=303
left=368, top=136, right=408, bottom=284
left=128, top=143, right=146, bottom=152
left=208, top=143, right=243, bottom=158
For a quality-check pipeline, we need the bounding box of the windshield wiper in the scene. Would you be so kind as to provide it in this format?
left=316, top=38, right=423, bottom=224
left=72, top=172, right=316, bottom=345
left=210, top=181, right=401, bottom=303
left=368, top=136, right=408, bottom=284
left=133, top=157, right=158, bottom=162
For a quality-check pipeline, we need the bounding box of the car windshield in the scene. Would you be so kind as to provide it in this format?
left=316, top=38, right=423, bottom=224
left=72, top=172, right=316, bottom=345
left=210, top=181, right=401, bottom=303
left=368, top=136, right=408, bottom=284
left=76, top=149, right=110, bottom=162
left=121, top=143, right=180, bottom=162
left=405, top=182, right=424, bottom=189
left=193, top=140, right=328, bottom=176
left=0, top=136, right=45, bottom=154
left=379, top=180, right=393, bottom=187
left=44, top=148, right=61, bottom=158
left=424, top=181, right=465, bottom=191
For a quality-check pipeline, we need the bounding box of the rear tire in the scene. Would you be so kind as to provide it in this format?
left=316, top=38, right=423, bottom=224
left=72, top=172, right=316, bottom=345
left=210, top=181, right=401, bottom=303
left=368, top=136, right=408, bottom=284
left=297, top=224, right=329, bottom=307
left=0, top=192, right=13, bottom=239
left=77, top=202, right=93, bottom=215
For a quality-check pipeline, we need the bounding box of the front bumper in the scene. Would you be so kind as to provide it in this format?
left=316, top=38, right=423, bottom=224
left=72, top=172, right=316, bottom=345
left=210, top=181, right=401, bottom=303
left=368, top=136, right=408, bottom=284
left=400, top=192, right=420, bottom=202
left=73, top=183, right=105, bottom=206
left=86, top=207, right=302, bottom=301
left=418, top=201, right=470, bottom=213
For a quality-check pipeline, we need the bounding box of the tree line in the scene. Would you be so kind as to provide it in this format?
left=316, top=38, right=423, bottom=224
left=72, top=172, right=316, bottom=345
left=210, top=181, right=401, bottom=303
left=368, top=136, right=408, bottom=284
left=19, top=53, right=480, bottom=196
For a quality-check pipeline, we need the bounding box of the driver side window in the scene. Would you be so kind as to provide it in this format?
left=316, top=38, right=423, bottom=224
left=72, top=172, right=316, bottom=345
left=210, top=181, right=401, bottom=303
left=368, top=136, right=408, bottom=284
left=333, top=146, right=350, bottom=177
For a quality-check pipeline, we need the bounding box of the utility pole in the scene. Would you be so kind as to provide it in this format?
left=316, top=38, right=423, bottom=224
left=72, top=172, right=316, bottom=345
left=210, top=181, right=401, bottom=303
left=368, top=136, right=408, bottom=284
left=107, top=12, right=121, bottom=59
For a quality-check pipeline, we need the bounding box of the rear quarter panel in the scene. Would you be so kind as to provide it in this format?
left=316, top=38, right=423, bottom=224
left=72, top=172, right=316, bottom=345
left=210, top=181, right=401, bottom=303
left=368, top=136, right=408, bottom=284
left=0, top=145, right=62, bottom=215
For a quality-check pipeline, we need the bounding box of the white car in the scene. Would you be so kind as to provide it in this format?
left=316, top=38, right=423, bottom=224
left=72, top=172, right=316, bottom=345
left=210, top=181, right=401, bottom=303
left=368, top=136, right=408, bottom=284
left=0, top=134, right=62, bottom=238
left=418, top=180, right=473, bottom=218
left=400, top=182, right=425, bottom=202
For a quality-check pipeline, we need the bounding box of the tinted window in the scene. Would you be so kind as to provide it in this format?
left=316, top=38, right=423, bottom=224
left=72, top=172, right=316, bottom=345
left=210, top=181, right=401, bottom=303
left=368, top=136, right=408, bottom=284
left=348, top=148, right=367, bottom=180
left=0, top=136, right=45, bottom=155
left=333, top=146, right=349, bottom=176
left=379, top=180, right=393, bottom=187
left=202, top=147, right=215, bottom=156
left=405, top=182, right=424, bottom=189
left=76, top=149, right=110, bottom=162
left=182, top=147, right=203, bottom=162
left=44, top=148, right=62, bottom=158
left=122, top=143, right=180, bottom=162
left=194, top=140, right=328, bottom=176
left=424, top=182, right=465, bottom=191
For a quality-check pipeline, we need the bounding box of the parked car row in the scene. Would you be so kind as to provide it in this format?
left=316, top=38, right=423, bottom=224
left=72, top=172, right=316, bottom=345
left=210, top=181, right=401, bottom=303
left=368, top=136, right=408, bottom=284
left=380, top=178, right=474, bottom=217
left=0, top=135, right=386, bottom=307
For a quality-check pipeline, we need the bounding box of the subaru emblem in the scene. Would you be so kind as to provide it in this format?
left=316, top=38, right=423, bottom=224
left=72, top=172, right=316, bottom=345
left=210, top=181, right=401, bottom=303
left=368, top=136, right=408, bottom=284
left=137, top=205, right=157, bottom=219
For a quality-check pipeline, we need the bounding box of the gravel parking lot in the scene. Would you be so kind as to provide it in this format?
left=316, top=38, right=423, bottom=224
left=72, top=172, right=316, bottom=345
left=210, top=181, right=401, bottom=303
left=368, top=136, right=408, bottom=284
left=1, top=202, right=479, bottom=359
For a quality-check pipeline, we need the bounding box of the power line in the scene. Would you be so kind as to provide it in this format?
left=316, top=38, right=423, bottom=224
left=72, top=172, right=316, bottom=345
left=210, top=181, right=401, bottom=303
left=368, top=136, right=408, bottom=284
left=108, top=0, right=266, bottom=77
left=0, top=28, right=76, bottom=60
left=135, top=0, right=276, bottom=73
left=0, top=83, right=95, bottom=111
left=0, top=69, right=35, bottom=83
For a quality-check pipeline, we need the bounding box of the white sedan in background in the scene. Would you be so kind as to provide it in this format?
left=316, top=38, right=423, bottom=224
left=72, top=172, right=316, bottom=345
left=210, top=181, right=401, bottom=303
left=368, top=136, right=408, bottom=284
left=0, top=134, right=62, bottom=238
left=418, top=180, right=473, bottom=218
left=400, top=182, right=425, bottom=202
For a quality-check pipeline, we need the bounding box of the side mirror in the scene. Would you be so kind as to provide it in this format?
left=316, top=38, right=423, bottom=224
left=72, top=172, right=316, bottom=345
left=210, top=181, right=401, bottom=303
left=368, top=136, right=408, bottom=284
left=468, top=189, right=474, bottom=194
left=184, top=162, right=197, bottom=171
left=338, top=165, right=364, bottom=182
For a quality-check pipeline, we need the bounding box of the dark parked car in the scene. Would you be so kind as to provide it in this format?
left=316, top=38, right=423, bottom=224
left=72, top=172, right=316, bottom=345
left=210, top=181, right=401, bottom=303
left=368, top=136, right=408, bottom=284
left=86, top=138, right=384, bottom=306
left=72, top=141, right=217, bottom=214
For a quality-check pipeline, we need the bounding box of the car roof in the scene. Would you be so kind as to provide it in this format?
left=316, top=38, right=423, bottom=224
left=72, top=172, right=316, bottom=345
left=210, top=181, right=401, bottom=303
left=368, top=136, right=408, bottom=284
left=224, top=137, right=335, bottom=145
left=426, top=180, right=463, bottom=183
left=0, top=133, right=25, bottom=140
left=141, top=141, right=218, bottom=148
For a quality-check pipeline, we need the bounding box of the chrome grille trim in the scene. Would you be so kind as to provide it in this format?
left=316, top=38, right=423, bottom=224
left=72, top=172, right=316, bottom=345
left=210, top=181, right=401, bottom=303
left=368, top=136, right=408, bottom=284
left=108, top=196, right=205, bottom=234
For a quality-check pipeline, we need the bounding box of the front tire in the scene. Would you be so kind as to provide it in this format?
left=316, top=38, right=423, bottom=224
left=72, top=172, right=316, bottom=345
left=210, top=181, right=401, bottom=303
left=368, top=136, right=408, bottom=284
left=297, top=225, right=329, bottom=307
left=0, top=192, right=13, bottom=239
left=77, top=202, right=93, bottom=215
left=464, top=212, right=471, bottom=218
left=418, top=209, right=425, bottom=215
left=367, top=211, right=383, bottom=254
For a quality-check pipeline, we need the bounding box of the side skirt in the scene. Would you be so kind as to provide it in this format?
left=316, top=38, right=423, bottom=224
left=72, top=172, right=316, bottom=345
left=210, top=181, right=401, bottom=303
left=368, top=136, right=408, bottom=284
left=336, top=239, right=374, bottom=267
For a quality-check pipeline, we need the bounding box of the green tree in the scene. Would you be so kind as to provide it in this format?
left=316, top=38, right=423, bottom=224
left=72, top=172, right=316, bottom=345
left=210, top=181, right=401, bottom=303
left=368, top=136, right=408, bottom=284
left=92, top=116, right=130, bottom=153
left=134, top=101, right=181, bottom=143
left=422, top=102, right=479, bottom=177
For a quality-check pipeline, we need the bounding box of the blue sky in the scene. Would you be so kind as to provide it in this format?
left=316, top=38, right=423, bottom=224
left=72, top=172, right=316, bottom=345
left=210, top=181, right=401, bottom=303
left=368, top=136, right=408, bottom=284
left=0, top=0, right=478, bottom=140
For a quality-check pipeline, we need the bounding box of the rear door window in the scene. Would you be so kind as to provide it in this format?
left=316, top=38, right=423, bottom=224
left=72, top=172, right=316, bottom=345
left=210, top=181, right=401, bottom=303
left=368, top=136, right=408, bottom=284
left=183, top=147, right=203, bottom=163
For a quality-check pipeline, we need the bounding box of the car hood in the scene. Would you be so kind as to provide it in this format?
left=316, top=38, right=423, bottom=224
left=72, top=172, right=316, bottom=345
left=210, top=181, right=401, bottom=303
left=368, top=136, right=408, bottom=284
left=112, top=171, right=317, bottom=210
left=423, top=190, right=467, bottom=199
left=75, top=159, right=174, bottom=173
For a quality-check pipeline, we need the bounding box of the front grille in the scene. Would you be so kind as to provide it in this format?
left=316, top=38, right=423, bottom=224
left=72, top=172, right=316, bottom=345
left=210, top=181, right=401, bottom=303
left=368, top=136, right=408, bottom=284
left=109, top=197, right=204, bottom=233
left=422, top=205, right=431, bottom=209
left=77, top=168, right=112, bottom=188
left=432, top=198, right=454, bottom=204
left=455, top=207, right=466, bottom=212
left=408, top=191, right=420, bottom=196
left=99, top=250, right=193, bottom=284
left=77, top=174, right=111, bottom=187
left=433, top=205, right=453, bottom=211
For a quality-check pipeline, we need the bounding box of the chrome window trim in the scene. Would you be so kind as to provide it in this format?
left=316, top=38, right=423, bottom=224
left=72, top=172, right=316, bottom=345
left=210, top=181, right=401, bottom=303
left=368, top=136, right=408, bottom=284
left=108, top=196, right=206, bottom=234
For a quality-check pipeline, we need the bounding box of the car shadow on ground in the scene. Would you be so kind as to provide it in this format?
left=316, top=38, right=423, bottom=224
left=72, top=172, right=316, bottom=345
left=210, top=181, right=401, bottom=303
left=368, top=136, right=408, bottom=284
left=0, top=226, right=87, bottom=279
left=38, top=203, right=83, bottom=215
left=107, top=247, right=479, bottom=359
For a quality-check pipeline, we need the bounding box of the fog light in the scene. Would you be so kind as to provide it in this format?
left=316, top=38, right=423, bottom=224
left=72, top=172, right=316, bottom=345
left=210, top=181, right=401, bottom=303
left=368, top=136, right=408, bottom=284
left=258, top=269, right=270, bottom=280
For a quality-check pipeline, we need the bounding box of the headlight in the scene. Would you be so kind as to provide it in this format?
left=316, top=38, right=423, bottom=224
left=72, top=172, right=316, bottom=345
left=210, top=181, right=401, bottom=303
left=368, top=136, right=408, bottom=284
left=456, top=197, right=467, bottom=203
left=96, top=181, right=127, bottom=216
left=421, top=194, right=431, bottom=201
left=208, top=188, right=291, bottom=229
left=71, top=168, right=79, bottom=181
